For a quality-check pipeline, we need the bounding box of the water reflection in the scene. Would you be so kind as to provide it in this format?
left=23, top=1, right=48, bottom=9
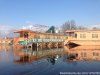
left=65, top=46, right=100, bottom=61
left=0, top=45, right=11, bottom=51
left=47, top=55, right=60, bottom=65
left=0, top=45, right=13, bottom=63
left=14, top=48, right=63, bottom=65
left=0, top=45, right=100, bottom=75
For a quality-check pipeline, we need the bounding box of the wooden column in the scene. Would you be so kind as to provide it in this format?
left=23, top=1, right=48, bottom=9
left=37, top=43, right=38, bottom=51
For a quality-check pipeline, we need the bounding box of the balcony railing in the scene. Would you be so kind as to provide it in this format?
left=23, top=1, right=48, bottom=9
left=18, top=38, right=64, bottom=45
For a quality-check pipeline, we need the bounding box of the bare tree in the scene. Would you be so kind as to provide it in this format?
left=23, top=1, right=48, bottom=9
left=77, top=25, right=87, bottom=30
left=61, top=20, right=77, bottom=34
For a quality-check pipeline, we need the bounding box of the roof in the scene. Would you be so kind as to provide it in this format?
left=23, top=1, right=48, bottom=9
left=14, top=29, right=34, bottom=33
left=14, top=29, right=65, bottom=36
left=65, top=30, right=100, bottom=33
left=46, top=26, right=55, bottom=33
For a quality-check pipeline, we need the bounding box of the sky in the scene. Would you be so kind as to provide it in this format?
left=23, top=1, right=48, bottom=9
left=0, top=0, right=100, bottom=28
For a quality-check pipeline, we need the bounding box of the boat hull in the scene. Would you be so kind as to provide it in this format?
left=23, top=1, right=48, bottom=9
left=67, top=40, right=100, bottom=46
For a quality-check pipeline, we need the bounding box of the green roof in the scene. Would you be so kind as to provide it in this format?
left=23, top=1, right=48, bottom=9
left=46, top=26, right=55, bottom=33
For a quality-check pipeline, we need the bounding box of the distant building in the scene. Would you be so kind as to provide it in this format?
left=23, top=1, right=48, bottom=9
left=46, top=26, right=55, bottom=33
left=0, top=37, right=13, bottom=44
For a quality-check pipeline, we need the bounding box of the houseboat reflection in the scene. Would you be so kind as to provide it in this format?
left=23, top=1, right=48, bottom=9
left=14, top=48, right=63, bottom=64
left=65, top=46, right=100, bottom=61
left=0, top=45, right=11, bottom=51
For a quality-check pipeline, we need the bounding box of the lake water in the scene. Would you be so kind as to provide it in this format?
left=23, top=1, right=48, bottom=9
left=0, top=45, right=100, bottom=75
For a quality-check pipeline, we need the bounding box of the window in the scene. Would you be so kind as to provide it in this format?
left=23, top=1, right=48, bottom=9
left=80, top=34, right=86, bottom=38
left=81, top=52, right=87, bottom=57
left=24, top=33, right=28, bottom=38
left=75, top=34, right=77, bottom=38
left=92, top=34, right=98, bottom=38
left=93, top=52, right=99, bottom=56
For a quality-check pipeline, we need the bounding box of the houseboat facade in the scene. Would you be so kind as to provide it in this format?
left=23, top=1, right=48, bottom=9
left=65, top=30, right=100, bottom=46
left=13, top=29, right=65, bottom=50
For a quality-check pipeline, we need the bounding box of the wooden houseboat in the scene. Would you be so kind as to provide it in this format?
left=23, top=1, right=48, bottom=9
left=13, top=29, right=65, bottom=50
left=65, top=30, right=100, bottom=46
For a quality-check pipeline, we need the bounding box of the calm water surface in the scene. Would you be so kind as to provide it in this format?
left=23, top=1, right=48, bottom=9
left=0, top=45, right=100, bottom=75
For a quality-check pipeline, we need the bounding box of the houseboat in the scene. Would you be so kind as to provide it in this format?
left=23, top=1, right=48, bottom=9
left=65, top=30, right=100, bottom=46
left=13, top=29, right=65, bottom=50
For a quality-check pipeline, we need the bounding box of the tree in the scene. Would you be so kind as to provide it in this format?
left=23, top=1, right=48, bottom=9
left=92, top=27, right=100, bottom=30
left=61, top=20, right=77, bottom=34
left=77, top=25, right=87, bottom=30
